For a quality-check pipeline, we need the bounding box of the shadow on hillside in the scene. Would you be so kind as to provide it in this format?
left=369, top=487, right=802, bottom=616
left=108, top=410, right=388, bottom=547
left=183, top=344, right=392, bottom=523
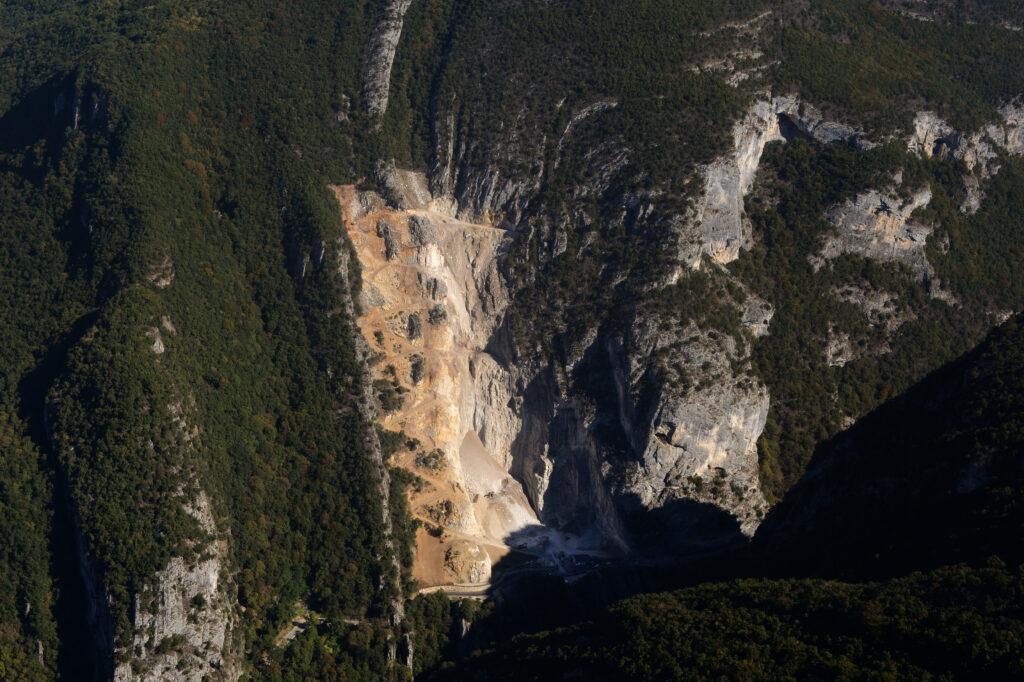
left=0, top=75, right=83, bottom=161
left=752, top=315, right=1024, bottom=581
left=456, top=494, right=747, bottom=652
left=18, top=310, right=108, bottom=681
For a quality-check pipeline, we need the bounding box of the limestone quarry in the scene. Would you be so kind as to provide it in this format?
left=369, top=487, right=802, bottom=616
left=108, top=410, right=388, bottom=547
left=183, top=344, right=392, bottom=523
left=334, top=92, right=1024, bottom=591
left=337, top=181, right=550, bottom=588
left=336, top=160, right=775, bottom=587
left=337, top=95, right=871, bottom=586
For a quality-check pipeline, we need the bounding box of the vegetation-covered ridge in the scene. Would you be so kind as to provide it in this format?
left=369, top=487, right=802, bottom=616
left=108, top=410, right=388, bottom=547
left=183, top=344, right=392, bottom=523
left=438, top=561, right=1024, bottom=681
left=0, top=0, right=420, bottom=678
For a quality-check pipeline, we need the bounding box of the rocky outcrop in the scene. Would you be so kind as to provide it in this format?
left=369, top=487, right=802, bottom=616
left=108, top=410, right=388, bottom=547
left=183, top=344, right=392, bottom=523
left=377, top=160, right=435, bottom=210
left=908, top=104, right=1024, bottom=213
left=147, top=256, right=175, bottom=289
left=833, top=284, right=914, bottom=335
left=741, top=290, right=775, bottom=338
left=823, top=284, right=918, bottom=367
left=815, top=183, right=937, bottom=285
left=363, top=0, right=414, bottom=119
left=992, top=102, right=1024, bottom=155
left=115, top=493, right=237, bottom=682
left=678, top=99, right=787, bottom=268
left=614, top=321, right=770, bottom=536
left=833, top=285, right=896, bottom=319
left=676, top=96, right=874, bottom=273
left=109, top=384, right=238, bottom=681
left=824, top=328, right=855, bottom=368
left=428, top=101, right=551, bottom=226
left=49, top=326, right=239, bottom=681
left=61, top=481, right=236, bottom=681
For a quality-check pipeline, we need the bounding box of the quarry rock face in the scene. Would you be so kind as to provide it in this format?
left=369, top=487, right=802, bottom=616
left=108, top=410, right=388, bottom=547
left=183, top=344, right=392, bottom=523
left=832, top=285, right=913, bottom=336
left=338, top=162, right=775, bottom=583
left=338, top=181, right=537, bottom=586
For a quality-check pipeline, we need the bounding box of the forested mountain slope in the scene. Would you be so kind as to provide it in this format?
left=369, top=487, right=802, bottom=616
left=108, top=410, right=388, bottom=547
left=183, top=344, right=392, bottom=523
left=0, top=1, right=1023, bottom=680
left=0, top=2, right=410, bottom=679
left=755, top=314, right=1024, bottom=579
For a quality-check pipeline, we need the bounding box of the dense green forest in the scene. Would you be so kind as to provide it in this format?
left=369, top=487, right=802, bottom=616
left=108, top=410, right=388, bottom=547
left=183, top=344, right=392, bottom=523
left=437, top=561, right=1024, bottom=681
left=732, top=140, right=1024, bottom=497
left=755, top=313, right=1024, bottom=578
left=0, top=0, right=418, bottom=678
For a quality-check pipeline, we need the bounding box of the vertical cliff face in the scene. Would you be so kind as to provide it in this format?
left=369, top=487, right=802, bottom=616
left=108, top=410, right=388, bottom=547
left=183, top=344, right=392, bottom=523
left=114, top=493, right=238, bottom=682
left=676, top=96, right=872, bottom=273
left=55, top=455, right=238, bottom=681
left=615, top=320, right=770, bottom=537
left=363, top=0, right=415, bottom=119
left=680, top=99, right=788, bottom=268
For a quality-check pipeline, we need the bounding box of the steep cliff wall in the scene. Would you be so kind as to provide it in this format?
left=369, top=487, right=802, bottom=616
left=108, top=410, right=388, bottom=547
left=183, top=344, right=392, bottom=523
left=114, top=493, right=238, bottom=682
left=676, top=95, right=873, bottom=273
left=615, top=321, right=769, bottom=536
left=363, top=0, right=415, bottom=119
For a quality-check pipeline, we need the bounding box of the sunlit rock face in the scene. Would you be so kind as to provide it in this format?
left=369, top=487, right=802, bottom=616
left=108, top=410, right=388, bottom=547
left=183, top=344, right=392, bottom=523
left=115, top=493, right=238, bottom=682
left=363, top=0, right=414, bottom=119
left=339, top=180, right=544, bottom=587
left=816, top=184, right=935, bottom=279
left=676, top=95, right=873, bottom=274
left=908, top=105, right=1024, bottom=214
